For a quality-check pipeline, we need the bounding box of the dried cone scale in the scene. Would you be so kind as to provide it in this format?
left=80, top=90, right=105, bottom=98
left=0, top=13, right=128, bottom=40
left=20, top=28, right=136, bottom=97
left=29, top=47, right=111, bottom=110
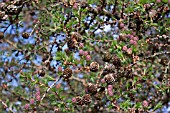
left=90, top=62, right=99, bottom=72
left=62, top=68, right=72, bottom=79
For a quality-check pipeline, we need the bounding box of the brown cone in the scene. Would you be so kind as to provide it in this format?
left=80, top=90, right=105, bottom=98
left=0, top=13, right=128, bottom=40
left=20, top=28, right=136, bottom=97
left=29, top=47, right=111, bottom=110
left=63, top=68, right=72, bottom=79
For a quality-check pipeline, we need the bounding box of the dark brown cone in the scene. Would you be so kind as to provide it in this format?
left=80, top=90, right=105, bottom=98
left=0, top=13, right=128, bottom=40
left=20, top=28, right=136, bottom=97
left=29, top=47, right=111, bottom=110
left=90, top=62, right=99, bottom=72
left=86, top=83, right=97, bottom=94
left=103, top=52, right=112, bottom=62
left=63, top=68, right=72, bottom=79
left=94, top=93, right=104, bottom=100
left=67, top=38, right=77, bottom=49
left=22, top=32, right=29, bottom=39
left=71, top=32, right=82, bottom=42
left=160, top=57, right=168, bottom=66
left=82, top=94, right=91, bottom=105
left=75, top=96, right=83, bottom=105
left=109, top=65, right=116, bottom=73
left=104, top=74, right=115, bottom=85
left=112, top=55, right=121, bottom=67
left=13, top=0, right=23, bottom=6
left=38, top=70, right=45, bottom=77
left=54, top=108, right=61, bottom=113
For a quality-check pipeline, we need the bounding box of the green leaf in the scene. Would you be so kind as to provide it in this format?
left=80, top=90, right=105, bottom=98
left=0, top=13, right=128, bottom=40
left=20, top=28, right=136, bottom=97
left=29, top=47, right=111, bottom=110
left=46, top=76, right=55, bottom=81
left=56, top=56, right=61, bottom=60
left=51, top=101, right=58, bottom=106
left=66, top=99, right=72, bottom=103
left=132, top=76, right=138, bottom=86
left=139, top=0, right=155, bottom=4
left=112, top=40, right=117, bottom=46
left=136, top=84, right=142, bottom=88
left=135, top=102, right=142, bottom=109
left=120, top=99, right=132, bottom=110
left=153, top=102, right=162, bottom=111
left=90, top=77, right=95, bottom=82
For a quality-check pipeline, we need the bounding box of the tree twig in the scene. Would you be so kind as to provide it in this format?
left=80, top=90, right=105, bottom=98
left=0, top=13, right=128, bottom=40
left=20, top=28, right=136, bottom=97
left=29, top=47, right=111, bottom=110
left=40, top=76, right=62, bottom=102
left=0, top=98, right=15, bottom=113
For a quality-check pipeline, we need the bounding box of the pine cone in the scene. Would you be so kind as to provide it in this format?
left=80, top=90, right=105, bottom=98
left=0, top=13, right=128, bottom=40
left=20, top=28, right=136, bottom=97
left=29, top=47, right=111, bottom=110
left=38, top=69, right=45, bottom=77
left=90, top=62, right=99, bottom=72
left=67, top=38, right=77, bottom=50
left=6, top=5, right=19, bottom=15
left=104, top=74, right=115, bottom=85
left=22, top=32, right=29, bottom=39
left=0, top=11, right=6, bottom=21
left=160, top=57, right=168, bottom=66
left=103, top=52, right=112, bottom=62
left=104, top=65, right=115, bottom=73
left=0, top=3, right=6, bottom=11
left=0, top=32, right=4, bottom=39
left=75, top=96, right=83, bottom=105
left=63, top=68, right=72, bottom=79
left=13, top=0, right=23, bottom=6
left=109, top=65, right=116, bottom=73
left=112, top=55, right=121, bottom=67
left=86, top=83, right=97, bottom=94
left=82, top=94, right=91, bottom=105
left=54, top=108, right=61, bottom=113
left=94, top=93, right=104, bottom=100
left=71, top=32, right=82, bottom=42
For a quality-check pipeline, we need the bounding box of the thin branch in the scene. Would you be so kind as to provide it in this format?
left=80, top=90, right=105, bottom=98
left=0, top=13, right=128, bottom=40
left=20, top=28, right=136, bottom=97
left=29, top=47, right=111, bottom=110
left=4, top=39, right=18, bottom=49
left=121, top=0, right=125, bottom=18
left=128, top=51, right=170, bottom=68
left=3, top=24, right=11, bottom=33
left=0, top=98, right=15, bottom=113
left=40, top=76, right=62, bottom=102
left=66, top=79, right=75, bottom=93
left=113, top=0, right=118, bottom=13
left=71, top=76, right=86, bottom=86
left=29, top=21, right=39, bottom=37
